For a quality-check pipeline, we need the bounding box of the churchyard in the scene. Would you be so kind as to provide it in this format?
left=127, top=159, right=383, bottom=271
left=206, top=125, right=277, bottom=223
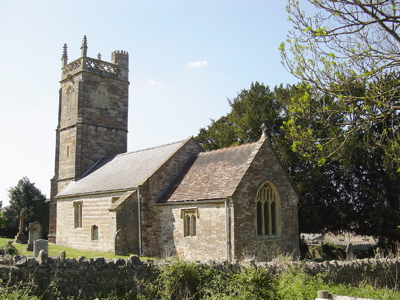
left=0, top=237, right=136, bottom=260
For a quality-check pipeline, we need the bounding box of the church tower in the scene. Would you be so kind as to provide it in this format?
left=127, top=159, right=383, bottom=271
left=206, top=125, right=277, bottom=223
left=48, top=36, right=129, bottom=242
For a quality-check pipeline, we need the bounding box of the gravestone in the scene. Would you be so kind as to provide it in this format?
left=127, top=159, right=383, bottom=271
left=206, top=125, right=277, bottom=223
left=346, top=242, right=354, bottom=261
left=34, top=239, right=48, bottom=258
left=114, top=229, right=128, bottom=255
left=27, top=221, right=43, bottom=251
left=59, top=250, right=66, bottom=261
left=14, top=210, right=28, bottom=244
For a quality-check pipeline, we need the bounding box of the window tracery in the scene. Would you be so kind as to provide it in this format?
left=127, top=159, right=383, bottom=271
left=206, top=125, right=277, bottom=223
left=183, top=209, right=197, bottom=237
left=256, top=182, right=279, bottom=236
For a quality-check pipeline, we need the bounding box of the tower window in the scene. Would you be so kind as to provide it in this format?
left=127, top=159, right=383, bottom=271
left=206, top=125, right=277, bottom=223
left=95, top=85, right=108, bottom=108
left=256, top=182, right=280, bottom=236
left=66, top=86, right=74, bottom=111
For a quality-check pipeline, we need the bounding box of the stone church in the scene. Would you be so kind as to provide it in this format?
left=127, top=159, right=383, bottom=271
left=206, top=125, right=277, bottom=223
left=48, top=37, right=299, bottom=262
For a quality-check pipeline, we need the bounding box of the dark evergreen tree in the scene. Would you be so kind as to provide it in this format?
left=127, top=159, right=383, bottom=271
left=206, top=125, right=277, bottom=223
left=3, top=177, right=49, bottom=238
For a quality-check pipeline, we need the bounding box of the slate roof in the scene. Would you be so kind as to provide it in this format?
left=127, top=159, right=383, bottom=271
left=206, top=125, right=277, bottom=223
left=159, top=142, right=261, bottom=203
left=57, top=139, right=189, bottom=197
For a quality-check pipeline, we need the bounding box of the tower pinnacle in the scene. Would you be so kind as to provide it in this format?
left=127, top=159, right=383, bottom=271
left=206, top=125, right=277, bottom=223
left=81, top=35, right=88, bottom=57
left=61, top=43, right=68, bottom=66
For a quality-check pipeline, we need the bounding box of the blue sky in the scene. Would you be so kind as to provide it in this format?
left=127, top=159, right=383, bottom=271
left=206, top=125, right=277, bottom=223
left=0, top=0, right=298, bottom=205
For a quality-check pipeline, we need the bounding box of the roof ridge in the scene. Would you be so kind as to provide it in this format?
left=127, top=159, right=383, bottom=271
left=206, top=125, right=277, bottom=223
left=103, top=140, right=186, bottom=159
left=202, top=142, right=258, bottom=154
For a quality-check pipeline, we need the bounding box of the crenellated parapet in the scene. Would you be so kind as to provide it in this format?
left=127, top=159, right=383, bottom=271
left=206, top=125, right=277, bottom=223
left=61, top=36, right=129, bottom=82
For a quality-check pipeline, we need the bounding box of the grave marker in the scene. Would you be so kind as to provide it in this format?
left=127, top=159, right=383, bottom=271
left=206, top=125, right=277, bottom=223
left=34, top=239, right=48, bottom=258
left=27, top=221, right=43, bottom=251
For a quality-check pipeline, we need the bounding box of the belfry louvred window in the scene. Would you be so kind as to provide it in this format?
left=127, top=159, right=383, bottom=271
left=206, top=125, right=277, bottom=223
left=256, top=182, right=279, bottom=236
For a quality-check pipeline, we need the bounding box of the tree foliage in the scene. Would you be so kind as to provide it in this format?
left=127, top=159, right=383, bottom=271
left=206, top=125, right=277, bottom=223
left=3, top=177, right=49, bottom=238
left=280, top=0, right=400, bottom=166
left=196, top=82, right=287, bottom=150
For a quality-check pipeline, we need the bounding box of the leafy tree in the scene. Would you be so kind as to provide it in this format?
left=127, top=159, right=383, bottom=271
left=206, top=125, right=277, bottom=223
left=0, top=200, right=4, bottom=228
left=280, top=0, right=400, bottom=167
left=0, top=212, right=7, bottom=228
left=3, top=177, right=49, bottom=238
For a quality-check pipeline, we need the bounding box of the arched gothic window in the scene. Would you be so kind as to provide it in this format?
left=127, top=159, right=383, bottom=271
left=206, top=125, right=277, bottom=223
left=256, top=182, right=279, bottom=236
left=95, top=85, right=108, bottom=108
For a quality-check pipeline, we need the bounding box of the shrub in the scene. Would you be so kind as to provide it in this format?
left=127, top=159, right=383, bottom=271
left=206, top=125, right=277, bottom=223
left=276, top=266, right=324, bottom=300
left=203, top=265, right=276, bottom=299
left=137, top=259, right=276, bottom=300
left=312, top=242, right=344, bottom=260
left=0, top=241, right=18, bottom=255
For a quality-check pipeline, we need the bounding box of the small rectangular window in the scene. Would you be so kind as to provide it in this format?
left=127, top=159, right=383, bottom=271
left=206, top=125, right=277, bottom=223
left=91, top=225, right=99, bottom=240
left=74, top=201, right=82, bottom=228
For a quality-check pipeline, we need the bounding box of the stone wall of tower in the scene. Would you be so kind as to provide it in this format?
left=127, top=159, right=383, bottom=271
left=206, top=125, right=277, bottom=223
left=74, top=72, right=129, bottom=177
left=49, top=39, right=129, bottom=243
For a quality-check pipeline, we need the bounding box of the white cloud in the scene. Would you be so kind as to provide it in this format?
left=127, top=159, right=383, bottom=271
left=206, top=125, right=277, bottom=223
left=147, top=80, right=157, bottom=86
left=186, top=60, right=208, bottom=68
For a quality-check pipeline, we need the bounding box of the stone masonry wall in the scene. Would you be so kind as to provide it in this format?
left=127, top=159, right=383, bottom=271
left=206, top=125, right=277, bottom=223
left=74, top=72, right=129, bottom=178
left=57, top=72, right=129, bottom=184
left=140, top=138, right=203, bottom=256
left=231, top=138, right=300, bottom=261
left=57, top=193, right=121, bottom=252
left=158, top=202, right=228, bottom=261
left=1, top=255, right=399, bottom=298
left=116, top=193, right=139, bottom=254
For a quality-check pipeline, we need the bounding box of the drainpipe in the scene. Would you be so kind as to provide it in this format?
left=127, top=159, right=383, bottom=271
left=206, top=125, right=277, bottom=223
left=225, top=198, right=232, bottom=262
left=137, top=186, right=142, bottom=256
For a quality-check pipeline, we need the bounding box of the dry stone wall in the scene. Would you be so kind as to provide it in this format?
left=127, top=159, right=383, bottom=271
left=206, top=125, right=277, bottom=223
left=1, top=255, right=399, bottom=298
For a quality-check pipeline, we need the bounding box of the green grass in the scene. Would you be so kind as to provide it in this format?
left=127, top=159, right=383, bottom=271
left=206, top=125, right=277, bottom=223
left=0, top=237, right=144, bottom=260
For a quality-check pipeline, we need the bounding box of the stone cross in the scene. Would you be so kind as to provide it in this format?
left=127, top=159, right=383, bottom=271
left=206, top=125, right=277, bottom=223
left=18, top=210, right=26, bottom=234
left=14, top=209, right=28, bottom=244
